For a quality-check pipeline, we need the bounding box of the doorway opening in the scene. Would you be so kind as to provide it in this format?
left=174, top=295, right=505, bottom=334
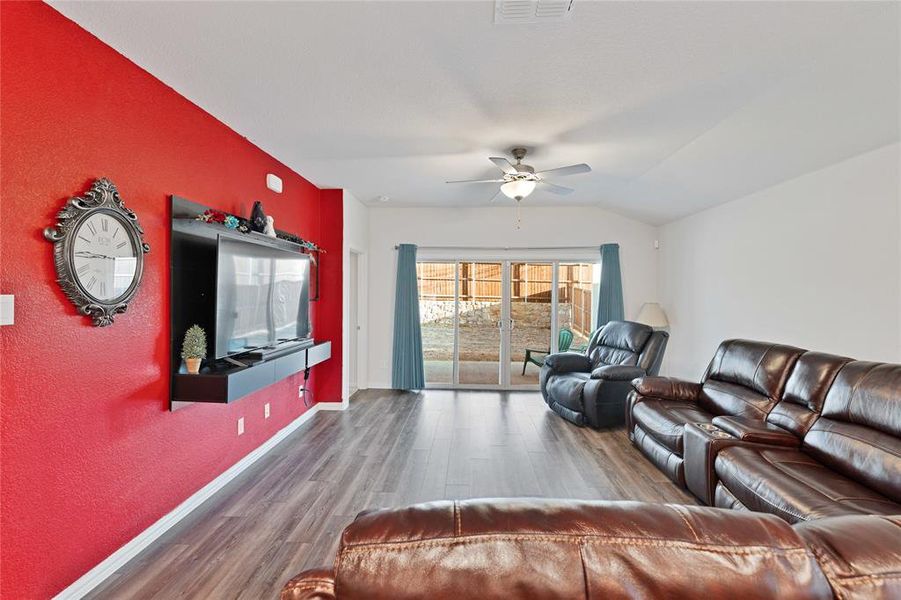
left=349, top=250, right=362, bottom=395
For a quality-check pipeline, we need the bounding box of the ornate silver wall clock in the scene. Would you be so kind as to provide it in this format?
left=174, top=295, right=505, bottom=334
left=44, top=178, right=150, bottom=326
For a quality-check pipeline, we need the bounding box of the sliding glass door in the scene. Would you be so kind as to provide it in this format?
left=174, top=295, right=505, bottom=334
left=457, top=262, right=503, bottom=385
left=418, top=259, right=598, bottom=389
left=556, top=262, right=598, bottom=354
left=417, top=262, right=455, bottom=384
left=508, top=262, right=553, bottom=385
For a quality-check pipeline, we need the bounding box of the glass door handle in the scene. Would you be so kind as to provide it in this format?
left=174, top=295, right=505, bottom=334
left=509, top=318, right=515, bottom=330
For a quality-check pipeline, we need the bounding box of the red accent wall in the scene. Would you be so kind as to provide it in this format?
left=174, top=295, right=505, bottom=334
left=0, top=3, right=343, bottom=598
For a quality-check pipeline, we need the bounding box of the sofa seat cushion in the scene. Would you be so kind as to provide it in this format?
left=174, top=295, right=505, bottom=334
left=546, top=372, right=591, bottom=413
left=632, top=400, right=714, bottom=454
left=716, top=447, right=901, bottom=524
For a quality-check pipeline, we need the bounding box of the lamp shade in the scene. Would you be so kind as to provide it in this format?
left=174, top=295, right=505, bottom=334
left=636, top=302, right=669, bottom=329
left=500, top=179, right=536, bottom=200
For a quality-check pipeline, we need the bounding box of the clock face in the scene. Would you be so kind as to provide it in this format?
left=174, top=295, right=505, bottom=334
left=71, top=211, right=138, bottom=301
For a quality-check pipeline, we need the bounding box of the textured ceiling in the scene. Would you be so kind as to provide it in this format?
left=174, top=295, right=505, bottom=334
left=50, top=1, right=899, bottom=224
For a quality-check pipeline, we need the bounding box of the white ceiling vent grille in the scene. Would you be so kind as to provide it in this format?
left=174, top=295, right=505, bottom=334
left=495, top=0, right=574, bottom=24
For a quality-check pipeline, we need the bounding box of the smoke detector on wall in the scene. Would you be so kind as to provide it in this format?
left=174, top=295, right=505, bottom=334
left=495, top=0, right=574, bottom=24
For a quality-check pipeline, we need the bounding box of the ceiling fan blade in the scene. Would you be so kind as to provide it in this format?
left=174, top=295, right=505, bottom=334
left=535, top=163, right=591, bottom=177
left=446, top=178, right=506, bottom=184
left=488, top=188, right=502, bottom=203
left=538, top=180, right=575, bottom=195
left=489, top=157, right=518, bottom=174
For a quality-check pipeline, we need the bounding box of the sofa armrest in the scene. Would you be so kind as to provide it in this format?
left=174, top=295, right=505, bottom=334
left=684, top=420, right=801, bottom=505
left=795, top=515, right=901, bottom=599
left=711, top=416, right=800, bottom=447
left=684, top=423, right=741, bottom=505
left=543, top=352, right=591, bottom=373
left=281, top=569, right=336, bottom=600
left=631, top=376, right=701, bottom=402
left=591, top=365, right=646, bottom=381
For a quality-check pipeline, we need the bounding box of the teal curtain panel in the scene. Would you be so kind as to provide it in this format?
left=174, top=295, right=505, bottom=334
left=597, top=243, right=625, bottom=327
left=391, top=244, right=425, bottom=389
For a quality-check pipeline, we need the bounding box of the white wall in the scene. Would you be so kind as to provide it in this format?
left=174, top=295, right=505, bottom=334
left=659, top=143, right=901, bottom=379
left=366, top=205, right=660, bottom=388
left=342, top=190, right=369, bottom=400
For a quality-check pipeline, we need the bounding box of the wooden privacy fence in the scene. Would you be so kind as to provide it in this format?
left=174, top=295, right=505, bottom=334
left=570, top=286, right=593, bottom=337
left=417, top=262, right=594, bottom=339
left=417, top=262, right=594, bottom=305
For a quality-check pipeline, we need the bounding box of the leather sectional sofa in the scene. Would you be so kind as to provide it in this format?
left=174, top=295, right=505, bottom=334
left=282, top=498, right=900, bottom=599
left=540, top=321, right=668, bottom=428
left=281, top=339, right=901, bottom=598
left=627, top=339, right=901, bottom=522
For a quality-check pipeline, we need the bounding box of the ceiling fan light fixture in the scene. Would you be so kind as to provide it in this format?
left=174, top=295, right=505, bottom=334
left=500, top=179, right=536, bottom=200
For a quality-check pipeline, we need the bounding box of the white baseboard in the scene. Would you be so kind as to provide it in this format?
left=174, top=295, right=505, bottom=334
left=53, top=401, right=345, bottom=600
left=317, top=399, right=349, bottom=410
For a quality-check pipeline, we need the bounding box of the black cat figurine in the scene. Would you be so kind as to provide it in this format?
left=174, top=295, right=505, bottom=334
left=250, top=201, right=267, bottom=233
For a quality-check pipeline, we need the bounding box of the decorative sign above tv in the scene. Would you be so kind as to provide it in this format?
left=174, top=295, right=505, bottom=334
left=43, top=178, right=150, bottom=326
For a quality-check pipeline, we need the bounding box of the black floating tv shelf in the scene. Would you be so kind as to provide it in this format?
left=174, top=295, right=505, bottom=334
left=169, top=194, right=331, bottom=411
left=172, top=217, right=307, bottom=254
left=171, top=341, right=331, bottom=410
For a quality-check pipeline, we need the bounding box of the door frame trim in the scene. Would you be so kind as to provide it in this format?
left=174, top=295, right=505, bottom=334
left=419, top=257, right=597, bottom=391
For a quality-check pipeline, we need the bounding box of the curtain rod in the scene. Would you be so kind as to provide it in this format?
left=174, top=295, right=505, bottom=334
left=394, top=245, right=600, bottom=251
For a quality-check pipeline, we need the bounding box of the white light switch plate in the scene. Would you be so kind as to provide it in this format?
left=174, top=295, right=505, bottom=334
left=264, top=403, right=270, bottom=419
left=0, top=295, right=13, bottom=326
left=237, top=417, right=245, bottom=436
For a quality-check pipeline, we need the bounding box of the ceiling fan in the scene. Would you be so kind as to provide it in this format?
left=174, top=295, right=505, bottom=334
left=447, top=147, right=591, bottom=202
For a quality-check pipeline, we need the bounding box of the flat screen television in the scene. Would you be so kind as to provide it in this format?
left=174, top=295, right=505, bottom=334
left=215, top=236, right=311, bottom=358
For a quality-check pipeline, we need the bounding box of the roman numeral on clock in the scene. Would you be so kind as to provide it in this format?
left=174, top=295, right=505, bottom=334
left=101, top=218, right=109, bottom=232
left=87, top=276, right=96, bottom=291
left=116, top=241, right=127, bottom=249
left=99, top=281, right=106, bottom=296
left=77, top=264, right=90, bottom=275
left=88, top=222, right=97, bottom=236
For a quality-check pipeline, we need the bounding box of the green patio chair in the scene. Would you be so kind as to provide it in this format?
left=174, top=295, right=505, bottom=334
left=522, top=328, right=574, bottom=375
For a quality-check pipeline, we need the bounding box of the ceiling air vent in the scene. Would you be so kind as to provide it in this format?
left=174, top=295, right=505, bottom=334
left=495, top=0, right=574, bottom=24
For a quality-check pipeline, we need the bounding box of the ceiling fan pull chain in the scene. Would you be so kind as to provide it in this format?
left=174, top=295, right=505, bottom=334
left=515, top=199, right=522, bottom=230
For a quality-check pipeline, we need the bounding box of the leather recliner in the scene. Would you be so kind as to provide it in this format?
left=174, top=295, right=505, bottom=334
left=540, top=321, right=668, bottom=429
left=281, top=498, right=901, bottom=600
left=627, top=339, right=805, bottom=486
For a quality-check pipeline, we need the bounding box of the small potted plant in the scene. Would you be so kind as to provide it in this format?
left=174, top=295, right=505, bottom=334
left=181, top=324, right=207, bottom=374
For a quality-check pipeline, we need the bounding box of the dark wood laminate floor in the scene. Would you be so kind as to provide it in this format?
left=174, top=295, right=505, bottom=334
left=87, top=389, right=696, bottom=599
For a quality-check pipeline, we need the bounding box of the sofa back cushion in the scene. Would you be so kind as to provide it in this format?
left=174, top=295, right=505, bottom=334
left=699, top=340, right=804, bottom=418
left=329, top=499, right=832, bottom=599
left=636, top=330, right=669, bottom=375
left=803, top=361, right=901, bottom=502
left=588, top=321, right=652, bottom=368
left=766, top=352, right=852, bottom=437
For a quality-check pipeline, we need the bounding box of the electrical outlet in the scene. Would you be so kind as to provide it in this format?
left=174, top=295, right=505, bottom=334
left=237, top=417, right=244, bottom=436
left=264, top=403, right=270, bottom=419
